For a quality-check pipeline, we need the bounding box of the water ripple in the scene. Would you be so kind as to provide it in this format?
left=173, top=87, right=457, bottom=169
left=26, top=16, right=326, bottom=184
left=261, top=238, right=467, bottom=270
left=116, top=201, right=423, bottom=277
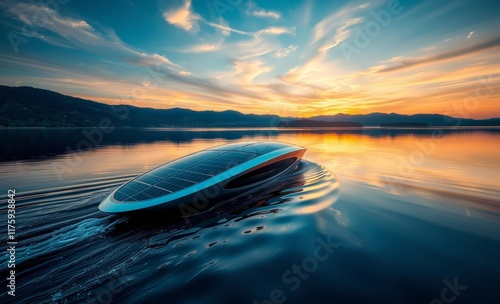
left=1, top=160, right=339, bottom=304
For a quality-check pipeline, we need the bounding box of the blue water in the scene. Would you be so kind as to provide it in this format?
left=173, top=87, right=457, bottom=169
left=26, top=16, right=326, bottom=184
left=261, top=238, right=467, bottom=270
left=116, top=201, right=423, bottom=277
left=1, top=128, right=499, bottom=303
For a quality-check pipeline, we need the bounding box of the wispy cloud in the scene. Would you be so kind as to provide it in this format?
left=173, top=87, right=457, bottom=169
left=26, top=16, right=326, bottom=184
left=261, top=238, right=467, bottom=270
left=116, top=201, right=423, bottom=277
left=318, top=17, right=364, bottom=51
left=125, top=51, right=178, bottom=67
left=6, top=3, right=102, bottom=48
left=280, top=1, right=372, bottom=91
left=231, top=60, right=273, bottom=83
left=162, top=1, right=292, bottom=38
left=201, top=20, right=253, bottom=36
left=246, top=1, right=281, bottom=19
left=186, top=43, right=221, bottom=53
left=6, top=2, right=184, bottom=72
left=221, top=36, right=279, bottom=59
left=467, top=31, right=475, bottom=39
left=251, top=8, right=281, bottom=19
left=257, top=26, right=295, bottom=36
left=300, top=0, right=314, bottom=26
left=163, top=0, right=200, bottom=32
left=281, top=49, right=331, bottom=88
left=183, top=20, right=294, bottom=38
left=275, top=45, right=297, bottom=58
left=163, top=1, right=241, bottom=36
left=379, top=36, right=500, bottom=73
left=420, top=46, right=436, bottom=52
left=312, top=2, right=372, bottom=44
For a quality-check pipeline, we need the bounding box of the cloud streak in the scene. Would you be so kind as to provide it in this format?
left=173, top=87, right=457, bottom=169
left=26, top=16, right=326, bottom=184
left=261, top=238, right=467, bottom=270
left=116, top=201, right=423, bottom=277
left=257, top=26, right=295, bottom=36
left=186, top=43, right=221, bottom=53
left=379, top=36, right=500, bottom=73
left=251, top=8, right=281, bottom=19
left=201, top=20, right=253, bottom=36
left=247, top=1, right=281, bottom=19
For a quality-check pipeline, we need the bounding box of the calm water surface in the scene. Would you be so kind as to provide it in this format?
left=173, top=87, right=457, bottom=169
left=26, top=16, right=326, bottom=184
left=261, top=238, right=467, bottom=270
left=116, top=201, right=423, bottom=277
left=1, top=128, right=499, bottom=304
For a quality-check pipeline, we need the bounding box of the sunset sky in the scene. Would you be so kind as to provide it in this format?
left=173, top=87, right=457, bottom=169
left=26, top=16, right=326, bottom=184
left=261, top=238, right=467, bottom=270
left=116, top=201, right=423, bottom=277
left=0, top=0, right=499, bottom=118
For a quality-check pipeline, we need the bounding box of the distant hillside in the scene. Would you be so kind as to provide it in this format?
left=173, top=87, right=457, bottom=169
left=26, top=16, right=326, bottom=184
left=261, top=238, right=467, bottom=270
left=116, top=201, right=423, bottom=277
left=0, top=86, right=286, bottom=127
left=279, top=119, right=363, bottom=127
left=311, top=113, right=500, bottom=127
left=380, top=122, right=429, bottom=127
left=1, top=85, right=499, bottom=127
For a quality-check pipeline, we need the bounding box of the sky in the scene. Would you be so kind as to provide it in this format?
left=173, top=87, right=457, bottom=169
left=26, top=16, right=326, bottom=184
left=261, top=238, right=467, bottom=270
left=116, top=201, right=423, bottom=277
left=0, top=0, right=499, bottom=118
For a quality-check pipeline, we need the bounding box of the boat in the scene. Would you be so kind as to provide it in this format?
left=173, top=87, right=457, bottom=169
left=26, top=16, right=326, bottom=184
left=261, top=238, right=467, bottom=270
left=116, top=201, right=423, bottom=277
left=98, top=141, right=306, bottom=214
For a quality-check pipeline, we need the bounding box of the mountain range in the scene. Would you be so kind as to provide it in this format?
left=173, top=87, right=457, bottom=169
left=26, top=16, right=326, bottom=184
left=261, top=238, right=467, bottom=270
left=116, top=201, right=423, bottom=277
left=1, top=85, right=499, bottom=127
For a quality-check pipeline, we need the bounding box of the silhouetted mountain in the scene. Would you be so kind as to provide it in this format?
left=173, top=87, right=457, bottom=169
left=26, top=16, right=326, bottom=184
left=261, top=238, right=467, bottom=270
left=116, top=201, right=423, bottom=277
left=380, top=122, right=429, bottom=127
left=0, top=86, right=286, bottom=127
left=279, top=119, right=363, bottom=127
left=311, top=112, right=500, bottom=126
left=1, top=85, right=499, bottom=127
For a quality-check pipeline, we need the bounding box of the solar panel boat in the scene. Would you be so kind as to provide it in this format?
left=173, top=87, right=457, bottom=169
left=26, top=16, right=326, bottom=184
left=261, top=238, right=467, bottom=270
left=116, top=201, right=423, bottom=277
left=99, top=141, right=306, bottom=214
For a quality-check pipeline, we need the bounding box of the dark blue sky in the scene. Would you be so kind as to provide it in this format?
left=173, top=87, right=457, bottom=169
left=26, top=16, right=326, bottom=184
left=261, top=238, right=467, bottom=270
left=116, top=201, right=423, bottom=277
left=1, top=0, right=499, bottom=117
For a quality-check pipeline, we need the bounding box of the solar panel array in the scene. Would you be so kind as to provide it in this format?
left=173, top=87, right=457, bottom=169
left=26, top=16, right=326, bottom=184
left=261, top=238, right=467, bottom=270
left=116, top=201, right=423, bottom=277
left=113, top=142, right=290, bottom=202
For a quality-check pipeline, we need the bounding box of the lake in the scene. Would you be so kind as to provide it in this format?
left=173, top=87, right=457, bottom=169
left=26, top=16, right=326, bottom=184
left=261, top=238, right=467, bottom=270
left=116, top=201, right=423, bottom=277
left=1, top=127, right=499, bottom=304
